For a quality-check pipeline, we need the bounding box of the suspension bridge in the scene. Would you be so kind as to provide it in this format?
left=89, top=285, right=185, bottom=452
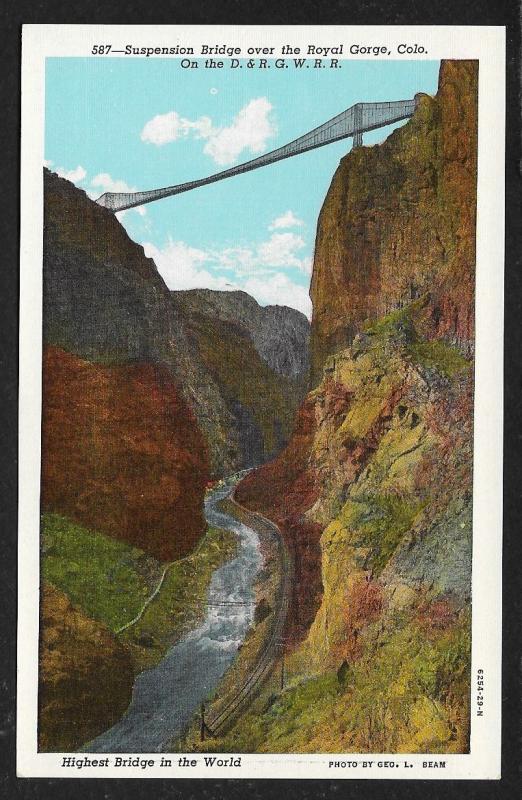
left=95, top=97, right=418, bottom=213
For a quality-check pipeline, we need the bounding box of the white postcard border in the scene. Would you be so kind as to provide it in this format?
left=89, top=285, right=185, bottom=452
left=18, top=24, right=505, bottom=780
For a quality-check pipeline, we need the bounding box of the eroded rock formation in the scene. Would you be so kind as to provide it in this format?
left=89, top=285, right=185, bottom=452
left=235, top=60, right=477, bottom=753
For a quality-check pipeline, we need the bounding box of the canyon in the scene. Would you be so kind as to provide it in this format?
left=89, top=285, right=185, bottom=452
left=39, top=58, right=477, bottom=755
left=233, top=59, right=476, bottom=752
left=39, top=168, right=309, bottom=750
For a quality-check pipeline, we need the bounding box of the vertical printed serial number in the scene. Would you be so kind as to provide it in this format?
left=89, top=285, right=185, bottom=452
left=476, top=668, right=484, bottom=716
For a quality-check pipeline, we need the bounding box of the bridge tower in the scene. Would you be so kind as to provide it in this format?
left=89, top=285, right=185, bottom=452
left=352, top=103, right=363, bottom=148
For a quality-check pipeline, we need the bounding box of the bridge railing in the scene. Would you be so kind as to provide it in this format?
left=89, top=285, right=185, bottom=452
left=96, top=98, right=417, bottom=212
left=360, top=99, right=417, bottom=133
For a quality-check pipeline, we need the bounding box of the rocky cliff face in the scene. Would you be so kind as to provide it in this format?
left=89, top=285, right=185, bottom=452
left=43, top=172, right=212, bottom=560
left=43, top=170, right=308, bottom=475
left=39, top=583, right=134, bottom=752
left=174, top=289, right=310, bottom=380
left=173, top=290, right=310, bottom=468
left=44, top=169, right=174, bottom=364
left=310, top=60, right=477, bottom=384
left=235, top=60, right=477, bottom=753
left=44, top=169, right=227, bottom=477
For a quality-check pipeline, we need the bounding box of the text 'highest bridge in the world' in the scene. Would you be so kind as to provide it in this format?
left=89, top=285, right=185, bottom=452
left=95, top=98, right=418, bottom=213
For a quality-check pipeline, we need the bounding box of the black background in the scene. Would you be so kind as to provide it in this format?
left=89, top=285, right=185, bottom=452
left=2, top=1, right=521, bottom=797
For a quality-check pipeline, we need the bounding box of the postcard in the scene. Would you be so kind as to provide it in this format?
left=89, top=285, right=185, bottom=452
left=18, top=23, right=505, bottom=779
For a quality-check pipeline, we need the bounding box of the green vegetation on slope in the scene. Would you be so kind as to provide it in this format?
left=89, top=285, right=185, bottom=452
left=337, top=494, right=425, bottom=576
left=364, top=303, right=418, bottom=341
left=409, top=339, right=470, bottom=378
left=121, top=525, right=238, bottom=672
left=42, top=513, right=239, bottom=674
left=208, top=612, right=470, bottom=754
left=41, top=513, right=162, bottom=631
left=364, top=301, right=471, bottom=380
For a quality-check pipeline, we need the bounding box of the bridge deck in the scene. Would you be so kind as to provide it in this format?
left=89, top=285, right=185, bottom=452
left=95, top=98, right=417, bottom=213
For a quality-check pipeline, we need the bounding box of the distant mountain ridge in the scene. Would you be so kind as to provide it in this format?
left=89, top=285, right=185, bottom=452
left=173, top=289, right=310, bottom=380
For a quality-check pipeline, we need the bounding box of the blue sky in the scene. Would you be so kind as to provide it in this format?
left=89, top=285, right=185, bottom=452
left=45, top=58, right=440, bottom=316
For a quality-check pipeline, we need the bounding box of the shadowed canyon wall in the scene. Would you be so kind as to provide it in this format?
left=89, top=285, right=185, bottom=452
left=172, top=289, right=309, bottom=470
left=43, top=170, right=309, bottom=477
left=40, top=170, right=309, bottom=750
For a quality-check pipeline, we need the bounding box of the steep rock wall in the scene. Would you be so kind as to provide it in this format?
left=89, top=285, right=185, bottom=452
left=310, top=60, right=477, bottom=384
left=41, top=346, right=209, bottom=561
left=43, top=169, right=233, bottom=476
left=43, top=170, right=308, bottom=476
left=38, top=583, right=134, bottom=752
left=235, top=61, right=477, bottom=753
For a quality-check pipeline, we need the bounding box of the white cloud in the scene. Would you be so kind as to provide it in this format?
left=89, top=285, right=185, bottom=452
left=140, top=97, right=276, bottom=167
left=215, top=246, right=256, bottom=274
left=143, top=236, right=313, bottom=317
left=56, top=164, right=87, bottom=183
left=90, top=173, right=146, bottom=217
left=142, top=240, right=232, bottom=292
left=203, top=97, right=276, bottom=166
left=211, top=232, right=310, bottom=277
left=44, top=159, right=53, bottom=168
left=299, top=255, right=313, bottom=275
left=242, top=273, right=312, bottom=318
left=269, top=210, right=304, bottom=230
left=141, top=112, right=214, bottom=146
left=258, top=232, right=308, bottom=271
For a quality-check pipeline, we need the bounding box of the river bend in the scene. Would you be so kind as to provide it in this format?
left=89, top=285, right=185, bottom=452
left=86, top=482, right=261, bottom=753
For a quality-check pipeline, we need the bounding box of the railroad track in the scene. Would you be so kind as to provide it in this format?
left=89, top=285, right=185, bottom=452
left=205, top=495, right=293, bottom=737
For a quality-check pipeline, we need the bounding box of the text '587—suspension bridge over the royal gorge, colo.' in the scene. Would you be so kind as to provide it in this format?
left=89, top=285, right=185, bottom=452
left=95, top=98, right=419, bottom=213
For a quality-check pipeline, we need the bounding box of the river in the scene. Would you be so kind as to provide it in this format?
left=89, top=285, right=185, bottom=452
left=85, top=482, right=262, bottom=753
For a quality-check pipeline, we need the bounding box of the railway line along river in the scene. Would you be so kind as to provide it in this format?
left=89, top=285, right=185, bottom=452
left=85, top=480, right=262, bottom=753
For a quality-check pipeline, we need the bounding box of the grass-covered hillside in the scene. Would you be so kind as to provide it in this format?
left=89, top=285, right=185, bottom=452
left=39, top=512, right=237, bottom=751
